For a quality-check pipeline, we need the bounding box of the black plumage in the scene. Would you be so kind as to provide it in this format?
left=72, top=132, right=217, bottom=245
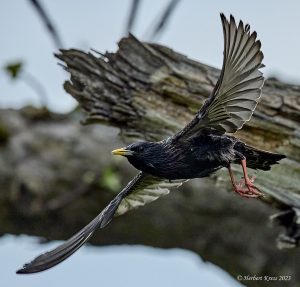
left=126, top=128, right=284, bottom=180
left=17, top=13, right=285, bottom=274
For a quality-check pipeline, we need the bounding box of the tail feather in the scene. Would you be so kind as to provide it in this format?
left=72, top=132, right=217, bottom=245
left=235, top=143, right=285, bottom=171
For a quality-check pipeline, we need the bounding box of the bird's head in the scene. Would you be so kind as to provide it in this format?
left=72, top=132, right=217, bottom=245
left=112, top=141, right=163, bottom=172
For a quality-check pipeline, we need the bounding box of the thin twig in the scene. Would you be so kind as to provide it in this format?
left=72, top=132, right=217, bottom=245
left=125, top=0, right=141, bottom=35
left=144, top=0, right=181, bottom=41
left=28, top=0, right=64, bottom=49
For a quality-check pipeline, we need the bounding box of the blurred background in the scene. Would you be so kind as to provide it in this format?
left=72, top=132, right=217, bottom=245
left=1, top=1, right=300, bottom=286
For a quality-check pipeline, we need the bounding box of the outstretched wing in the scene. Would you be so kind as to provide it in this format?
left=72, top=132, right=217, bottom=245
left=16, top=172, right=185, bottom=274
left=175, top=14, right=264, bottom=140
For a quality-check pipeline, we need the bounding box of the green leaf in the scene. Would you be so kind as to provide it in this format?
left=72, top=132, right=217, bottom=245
left=4, top=62, right=23, bottom=79
left=101, top=166, right=121, bottom=193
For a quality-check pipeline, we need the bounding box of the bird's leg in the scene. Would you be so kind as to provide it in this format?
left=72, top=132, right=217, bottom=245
left=227, top=164, right=259, bottom=198
left=239, top=159, right=263, bottom=197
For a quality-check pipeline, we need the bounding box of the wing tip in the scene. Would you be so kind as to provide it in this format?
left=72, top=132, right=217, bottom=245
left=16, top=268, right=26, bottom=274
left=16, top=263, right=36, bottom=275
left=220, top=14, right=256, bottom=36
left=245, top=23, right=250, bottom=32
left=220, top=12, right=225, bottom=19
left=220, top=12, right=228, bottom=26
left=229, top=14, right=236, bottom=25
left=220, top=14, right=239, bottom=29
left=16, top=255, right=56, bottom=274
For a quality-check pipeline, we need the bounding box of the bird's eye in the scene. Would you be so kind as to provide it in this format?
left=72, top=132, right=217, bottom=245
left=138, top=146, right=144, bottom=152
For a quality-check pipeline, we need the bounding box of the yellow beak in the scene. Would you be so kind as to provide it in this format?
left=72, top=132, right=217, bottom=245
left=111, top=148, right=134, bottom=156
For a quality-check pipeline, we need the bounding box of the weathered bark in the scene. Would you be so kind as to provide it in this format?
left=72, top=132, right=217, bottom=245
left=1, top=35, right=300, bottom=286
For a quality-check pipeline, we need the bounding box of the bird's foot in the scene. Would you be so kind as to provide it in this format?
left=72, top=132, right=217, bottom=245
left=233, top=182, right=260, bottom=198
left=228, top=163, right=263, bottom=198
left=237, top=175, right=263, bottom=197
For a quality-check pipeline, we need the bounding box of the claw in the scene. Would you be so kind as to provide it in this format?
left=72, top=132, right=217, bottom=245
left=228, top=161, right=264, bottom=199
left=243, top=176, right=263, bottom=196
left=234, top=188, right=259, bottom=198
left=236, top=178, right=263, bottom=197
left=234, top=181, right=259, bottom=198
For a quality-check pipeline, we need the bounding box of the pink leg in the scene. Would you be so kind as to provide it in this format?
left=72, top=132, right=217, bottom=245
left=239, top=159, right=263, bottom=196
left=228, top=163, right=262, bottom=198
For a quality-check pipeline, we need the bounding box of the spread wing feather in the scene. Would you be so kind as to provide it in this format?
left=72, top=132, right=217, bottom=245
left=175, top=14, right=264, bottom=140
left=16, top=172, right=185, bottom=274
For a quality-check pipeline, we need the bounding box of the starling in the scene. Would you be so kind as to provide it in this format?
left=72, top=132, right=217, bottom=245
left=17, top=13, right=285, bottom=274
